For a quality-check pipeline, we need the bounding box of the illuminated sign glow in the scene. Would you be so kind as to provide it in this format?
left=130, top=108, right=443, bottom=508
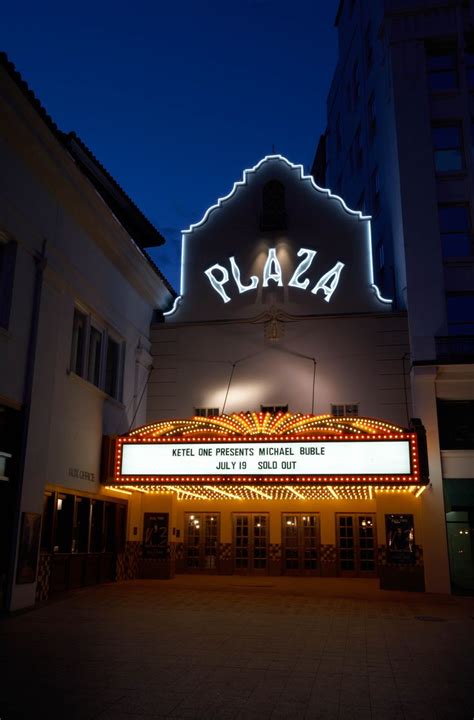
left=163, top=155, right=392, bottom=316
left=119, top=438, right=413, bottom=482
left=204, top=247, right=345, bottom=304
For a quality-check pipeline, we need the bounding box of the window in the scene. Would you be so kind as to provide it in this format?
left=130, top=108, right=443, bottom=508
left=336, top=116, right=342, bottom=156
left=466, top=50, right=474, bottom=89
left=88, top=326, right=102, bottom=387
left=432, top=125, right=464, bottom=172
left=464, top=32, right=474, bottom=89
left=365, top=24, right=373, bottom=71
left=195, top=407, right=219, bottom=417
left=371, top=168, right=380, bottom=213
left=377, top=241, right=385, bottom=270
left=354, top=126, right=363, bottom=169
left=104, top=337, right=120, bottom=398
left=331, top=404, right=359, bottom=417
left=70, top=307, right=124, bottom=400
left=261, top=404, right=288, bottom=414
left=426, top=43, right=458, bottom=91
left=446, top=293, right=474, bottom=335
left=260, top=180, right=286, bottom=231
left=70, top=309, right=87, bottom=376
left=438, top=205, right=472, bottom=257
left=352, top=62, right=360, bottom=107
left=368, top=92, right=376, bottom=141
left=0, top=234, right=17, bottom=329
left=346, top=83, right=352, bottom=112
left=437, top=400, right=474, bottom=449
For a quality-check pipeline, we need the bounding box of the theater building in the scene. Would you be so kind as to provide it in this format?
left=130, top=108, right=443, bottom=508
left=108, top=155, right=430, bottom=591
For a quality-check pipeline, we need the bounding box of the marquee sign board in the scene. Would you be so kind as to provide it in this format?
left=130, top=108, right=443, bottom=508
left=115, top=434, right=420, bottom=486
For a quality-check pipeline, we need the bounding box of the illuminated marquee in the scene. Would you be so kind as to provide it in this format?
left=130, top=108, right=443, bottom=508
left=113, top=412, right=423, bottom=487
left=204, top=247, right=345, bottom=304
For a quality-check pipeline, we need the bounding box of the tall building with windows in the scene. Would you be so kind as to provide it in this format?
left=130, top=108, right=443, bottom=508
left=313, top=0, right=474, bottom=593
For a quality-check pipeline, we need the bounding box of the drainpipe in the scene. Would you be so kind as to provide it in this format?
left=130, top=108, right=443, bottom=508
left=5, top=239, right=47, bottom=610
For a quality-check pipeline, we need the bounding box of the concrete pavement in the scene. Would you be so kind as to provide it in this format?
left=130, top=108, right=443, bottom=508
left=1, top=576, right=473, bottom=719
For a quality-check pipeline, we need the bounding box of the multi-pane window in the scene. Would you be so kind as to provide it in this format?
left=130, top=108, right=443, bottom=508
left=261, top=404, right=288, bottom=414
left=195, top=407, right=219, bottom=417
left=44, top=491, right=125, bottom=555
left=438, top=205, right=471, bottom=257
left=426, top=44, right=458, bottom=91
left=432, top=125, right=464, bottom=172
left=70, top=307, right=123, bottom=400
left=0, top=236, right=17, bottom=330
left=446, top=293, right=474, bottom=335
left=331, top=404, right=359, bottom=417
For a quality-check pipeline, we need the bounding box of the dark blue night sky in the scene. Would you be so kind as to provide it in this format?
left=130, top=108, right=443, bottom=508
left=1, top=0, right=339, bottom=290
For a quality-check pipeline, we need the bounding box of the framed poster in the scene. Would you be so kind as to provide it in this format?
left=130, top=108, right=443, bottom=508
left=16, top=512, right=42, bottom=584
left=385, top=514, right=415, bottom=564
left=143, top=512, right=168, bottom=559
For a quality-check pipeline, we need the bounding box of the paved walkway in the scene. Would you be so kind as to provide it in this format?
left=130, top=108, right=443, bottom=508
left=1, top=576, right=474, bottom=719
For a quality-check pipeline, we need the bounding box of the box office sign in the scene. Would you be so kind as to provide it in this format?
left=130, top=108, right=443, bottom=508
left=119, top=437, right=417, bottom=483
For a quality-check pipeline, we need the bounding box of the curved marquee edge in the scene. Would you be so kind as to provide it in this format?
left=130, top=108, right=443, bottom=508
left=125, top=411, right=409, bottom=440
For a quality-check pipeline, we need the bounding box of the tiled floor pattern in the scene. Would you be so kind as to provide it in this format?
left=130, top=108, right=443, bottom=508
left=0, top=576, right=473, bottom=719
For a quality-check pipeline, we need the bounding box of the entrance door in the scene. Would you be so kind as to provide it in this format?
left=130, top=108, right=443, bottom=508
left=184, top=513, right=219, bottom=572
left=233, top=513, right=269, bottom=574
left=336, top=514, right=377, bottom=577
left=282, top=513, right=320, bottom=575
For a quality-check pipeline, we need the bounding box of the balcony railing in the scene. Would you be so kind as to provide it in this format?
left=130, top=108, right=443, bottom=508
left=435, top=335, right=474, bottom=362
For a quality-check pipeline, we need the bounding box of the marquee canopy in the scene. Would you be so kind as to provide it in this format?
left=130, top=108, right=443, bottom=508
left=108, top=413, right=428, bottom=501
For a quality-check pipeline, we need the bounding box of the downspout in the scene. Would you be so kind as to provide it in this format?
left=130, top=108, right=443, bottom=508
left=6, top=239, right=47, bottom=610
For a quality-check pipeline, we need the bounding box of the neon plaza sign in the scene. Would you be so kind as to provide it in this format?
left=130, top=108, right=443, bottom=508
left=205, top=247, right=345, bottom=304
left=163, top=155, right=392, bottom=316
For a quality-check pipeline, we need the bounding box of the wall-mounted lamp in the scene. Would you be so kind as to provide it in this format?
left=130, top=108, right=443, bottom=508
left=0, top=451, right=12, bottom=482
left=57, top=497, right=63, bottom=511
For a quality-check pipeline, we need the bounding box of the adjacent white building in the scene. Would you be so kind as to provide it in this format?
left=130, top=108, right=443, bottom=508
left=0, top=53, right=174, bottom=611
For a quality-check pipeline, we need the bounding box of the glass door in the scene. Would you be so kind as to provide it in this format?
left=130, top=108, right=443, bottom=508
left=446, top=511, right=474, bottom=593
left=282, top=514, right=320, bottom=575
left=184, top=513, right=220, bottom=572
left=233, top=513, right=268, bottom=574
left=336, top=514, right=377, bottom=577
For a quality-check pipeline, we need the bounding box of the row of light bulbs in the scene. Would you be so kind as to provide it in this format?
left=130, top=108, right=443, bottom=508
left=106, top=484, right=426, bottom=501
